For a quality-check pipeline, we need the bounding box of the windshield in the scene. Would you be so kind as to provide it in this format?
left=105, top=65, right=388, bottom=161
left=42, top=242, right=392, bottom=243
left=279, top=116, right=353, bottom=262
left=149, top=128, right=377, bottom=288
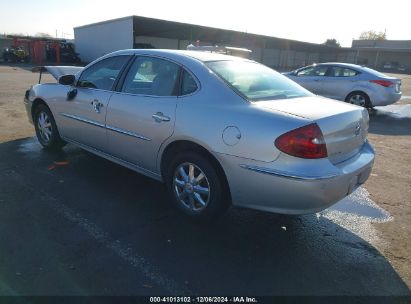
left=206, top=60, right=312, bottom=101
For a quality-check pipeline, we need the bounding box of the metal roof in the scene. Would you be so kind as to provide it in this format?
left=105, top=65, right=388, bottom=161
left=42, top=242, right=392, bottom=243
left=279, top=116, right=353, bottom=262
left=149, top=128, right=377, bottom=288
left=75, top=15, right=353, bottom=53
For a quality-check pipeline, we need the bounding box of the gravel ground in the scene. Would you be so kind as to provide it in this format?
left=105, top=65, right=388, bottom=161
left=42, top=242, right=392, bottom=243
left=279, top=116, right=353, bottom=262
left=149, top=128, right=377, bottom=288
left=0, top=64, right=410, bottom=294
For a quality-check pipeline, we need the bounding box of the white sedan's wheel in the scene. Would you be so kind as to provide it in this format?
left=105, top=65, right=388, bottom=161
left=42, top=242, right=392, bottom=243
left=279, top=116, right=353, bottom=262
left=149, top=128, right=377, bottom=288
left=349, top=94, right=366, bottom=107
left=346, top=92, right=372, bottom=108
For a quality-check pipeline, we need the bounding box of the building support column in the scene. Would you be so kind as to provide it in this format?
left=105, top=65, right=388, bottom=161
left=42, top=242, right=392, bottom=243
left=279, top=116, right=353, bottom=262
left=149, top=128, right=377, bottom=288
left=260, top=38, right=266, bottom=64
left=284, top=41, right=290, bottom=69
left=374, top=50, right=380, bottom=69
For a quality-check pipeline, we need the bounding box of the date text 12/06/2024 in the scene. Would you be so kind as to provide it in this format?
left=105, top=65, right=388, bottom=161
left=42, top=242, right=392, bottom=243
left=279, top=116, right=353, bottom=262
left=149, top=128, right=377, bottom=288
left=149, top=297, right=258, bottom=303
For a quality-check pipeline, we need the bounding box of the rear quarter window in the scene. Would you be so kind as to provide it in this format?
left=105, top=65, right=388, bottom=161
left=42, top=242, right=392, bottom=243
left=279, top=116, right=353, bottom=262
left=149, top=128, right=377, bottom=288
left=181, top=70, right=198, bottom=95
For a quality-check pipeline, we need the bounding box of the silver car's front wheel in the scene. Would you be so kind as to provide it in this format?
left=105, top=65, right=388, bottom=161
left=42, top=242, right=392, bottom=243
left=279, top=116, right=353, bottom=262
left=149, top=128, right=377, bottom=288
left=166, top=151, right=230, bottom=221
left=173, top=162, right=210, bottom=212
left=37, top=111, right=52, bottom=143
left=34, top=104, right=65, bottom=150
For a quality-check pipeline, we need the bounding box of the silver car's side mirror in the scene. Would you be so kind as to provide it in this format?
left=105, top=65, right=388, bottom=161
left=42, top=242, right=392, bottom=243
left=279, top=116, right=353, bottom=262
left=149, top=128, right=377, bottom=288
left=58, top=74, right=76, bottom=86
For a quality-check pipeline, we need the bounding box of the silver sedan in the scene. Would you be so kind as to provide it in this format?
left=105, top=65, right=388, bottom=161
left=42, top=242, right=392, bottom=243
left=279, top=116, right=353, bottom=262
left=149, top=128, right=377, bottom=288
left=284, top=63, right=402, bottom=107
left=24, top=50, right=374, bottom=221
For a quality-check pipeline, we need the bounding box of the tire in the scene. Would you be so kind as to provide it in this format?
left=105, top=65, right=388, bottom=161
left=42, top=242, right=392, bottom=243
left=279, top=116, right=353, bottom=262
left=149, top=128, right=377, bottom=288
left=165, top=151, right=230, bottom=221
left=345, top=91, right=372, bottom=108
left=33, top=104, right=66, bottom=150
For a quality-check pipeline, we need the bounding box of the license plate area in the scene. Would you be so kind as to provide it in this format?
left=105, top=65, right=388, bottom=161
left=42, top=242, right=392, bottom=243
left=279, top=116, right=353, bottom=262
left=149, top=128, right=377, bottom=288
left=396, top=81, right=401, bottom=93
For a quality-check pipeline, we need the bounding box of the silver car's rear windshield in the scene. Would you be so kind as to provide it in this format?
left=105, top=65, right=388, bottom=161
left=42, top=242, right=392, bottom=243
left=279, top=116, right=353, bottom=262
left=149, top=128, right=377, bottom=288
left=206, top=60, right=312, bottom=101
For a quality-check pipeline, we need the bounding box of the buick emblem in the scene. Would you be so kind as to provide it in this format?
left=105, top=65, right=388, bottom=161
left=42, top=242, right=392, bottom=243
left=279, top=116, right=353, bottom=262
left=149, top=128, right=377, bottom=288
left=354, top=123, right=361, bottom=136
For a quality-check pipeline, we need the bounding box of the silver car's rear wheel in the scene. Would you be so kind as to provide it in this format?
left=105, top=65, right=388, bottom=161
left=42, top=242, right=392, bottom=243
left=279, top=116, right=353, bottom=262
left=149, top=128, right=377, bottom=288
left=166, top=151, right=230, bottom=221
left=173, top=162, right=210, bottom=212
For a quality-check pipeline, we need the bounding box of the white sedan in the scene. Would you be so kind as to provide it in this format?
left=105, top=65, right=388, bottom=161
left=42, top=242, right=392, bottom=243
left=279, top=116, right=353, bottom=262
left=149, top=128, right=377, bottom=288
left=284, top=63, right=402, bottom=107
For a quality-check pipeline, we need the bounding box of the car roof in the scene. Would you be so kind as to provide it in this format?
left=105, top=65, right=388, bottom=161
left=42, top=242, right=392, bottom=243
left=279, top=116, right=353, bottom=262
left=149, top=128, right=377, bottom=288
left=316, top=62, right=363, bottom=69
left=304, top=62, right=391, bottom=77
left=107, top=49, right=247, bottom=63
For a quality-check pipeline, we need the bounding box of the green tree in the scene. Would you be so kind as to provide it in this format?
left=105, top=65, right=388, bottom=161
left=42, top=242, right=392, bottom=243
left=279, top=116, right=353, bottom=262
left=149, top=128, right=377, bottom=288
left=359, top=30, right=387, bottom=40
left=324, top=38, right=341, bottom=47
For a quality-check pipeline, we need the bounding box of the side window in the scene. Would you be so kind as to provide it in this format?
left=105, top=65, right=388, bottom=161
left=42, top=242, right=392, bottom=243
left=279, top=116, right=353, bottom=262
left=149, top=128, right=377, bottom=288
left=345, top=69, right=358, bottom=77
left=122, top=57, right=180, bottom=96
left=78, top=56, right=130, bottom=90
left=181, top=70, right=198, bottom=95
left=296, top=66, right=328, bottom=76
left=330, top=67, right=358, bottom=77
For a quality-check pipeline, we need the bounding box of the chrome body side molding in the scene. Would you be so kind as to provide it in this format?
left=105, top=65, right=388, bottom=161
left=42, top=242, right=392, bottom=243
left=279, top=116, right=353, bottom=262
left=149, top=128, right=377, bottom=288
left=239, top=164, right=340, bottom=181
left=61, top=113, right=105, bottom=128
left=61, top=113, right=151, bottom=141
left=61, top=136, right=163, bottom=182
left=106, top=125, right=151, bottom=141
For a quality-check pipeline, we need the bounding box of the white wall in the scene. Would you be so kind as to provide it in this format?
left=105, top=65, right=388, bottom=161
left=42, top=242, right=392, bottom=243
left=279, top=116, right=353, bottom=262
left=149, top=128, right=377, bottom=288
left=262, top=48, right=280, bottom=67
left=74, top=17, right=133, bottom=63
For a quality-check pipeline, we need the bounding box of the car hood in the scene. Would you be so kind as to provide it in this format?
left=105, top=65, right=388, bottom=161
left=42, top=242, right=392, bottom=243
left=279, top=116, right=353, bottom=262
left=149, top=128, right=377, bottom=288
left=254, top=96, right=360, bottom=120
left=32, top=66, right=83, bottom=81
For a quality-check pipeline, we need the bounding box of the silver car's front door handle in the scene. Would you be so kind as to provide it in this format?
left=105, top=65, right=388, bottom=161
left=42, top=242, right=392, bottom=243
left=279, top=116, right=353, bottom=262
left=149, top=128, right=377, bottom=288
left=152, top=112, right=170, bottom=123
left=91, top=99, right=103, bottom=113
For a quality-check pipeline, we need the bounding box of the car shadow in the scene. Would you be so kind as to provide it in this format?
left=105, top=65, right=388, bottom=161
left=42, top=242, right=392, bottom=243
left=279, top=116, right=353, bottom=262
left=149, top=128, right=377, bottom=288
left=368, top=105, right=411, bottom=136
left=1, top=137, right=410, bottom=296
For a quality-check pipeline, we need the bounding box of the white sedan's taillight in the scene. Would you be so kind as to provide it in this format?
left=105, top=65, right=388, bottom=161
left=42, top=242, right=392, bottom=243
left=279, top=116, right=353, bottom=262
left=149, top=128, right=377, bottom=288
left=275, top=123, right=327, bottom=159
left=369, top=80, right=394, bottom=87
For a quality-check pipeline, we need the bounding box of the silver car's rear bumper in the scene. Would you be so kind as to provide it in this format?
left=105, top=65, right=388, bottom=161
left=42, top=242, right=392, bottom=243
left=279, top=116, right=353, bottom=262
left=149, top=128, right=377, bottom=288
left=215, top=141, right=374, bottom=214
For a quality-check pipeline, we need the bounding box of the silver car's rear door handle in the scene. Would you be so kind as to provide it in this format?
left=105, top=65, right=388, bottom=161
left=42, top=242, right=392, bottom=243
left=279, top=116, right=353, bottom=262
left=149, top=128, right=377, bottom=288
left=152, top=112, right=170, bottom=122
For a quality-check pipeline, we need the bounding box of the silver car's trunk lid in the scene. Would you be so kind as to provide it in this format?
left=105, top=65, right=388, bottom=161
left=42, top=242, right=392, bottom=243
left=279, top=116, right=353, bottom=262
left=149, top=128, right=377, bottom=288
left=256, top=96, right=369, bottom=164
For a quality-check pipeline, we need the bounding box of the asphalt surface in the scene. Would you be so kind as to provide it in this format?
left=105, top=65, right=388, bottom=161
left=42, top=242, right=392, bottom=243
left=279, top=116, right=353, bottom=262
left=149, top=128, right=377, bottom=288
left=0, top=136, right=410, bottom=296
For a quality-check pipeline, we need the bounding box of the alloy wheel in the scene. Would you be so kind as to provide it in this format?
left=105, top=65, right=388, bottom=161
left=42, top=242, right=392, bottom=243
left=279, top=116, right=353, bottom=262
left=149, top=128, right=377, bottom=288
left=173, top=162, right=211, bottom=212
left=37, top=111, right=52, bottom=143
left=349, top=94, right=366, bottom=107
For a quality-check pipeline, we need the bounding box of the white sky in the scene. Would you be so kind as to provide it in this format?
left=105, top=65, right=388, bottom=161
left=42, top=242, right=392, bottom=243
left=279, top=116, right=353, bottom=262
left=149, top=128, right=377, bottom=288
left=1, top=0, right=409, bottom=47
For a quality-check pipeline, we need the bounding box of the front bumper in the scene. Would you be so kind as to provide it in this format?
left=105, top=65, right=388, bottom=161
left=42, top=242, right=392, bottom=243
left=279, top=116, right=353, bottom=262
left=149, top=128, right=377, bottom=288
left=24, top=94, right=33, bottom=124
left=215, top=141, right=374, bottom=215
